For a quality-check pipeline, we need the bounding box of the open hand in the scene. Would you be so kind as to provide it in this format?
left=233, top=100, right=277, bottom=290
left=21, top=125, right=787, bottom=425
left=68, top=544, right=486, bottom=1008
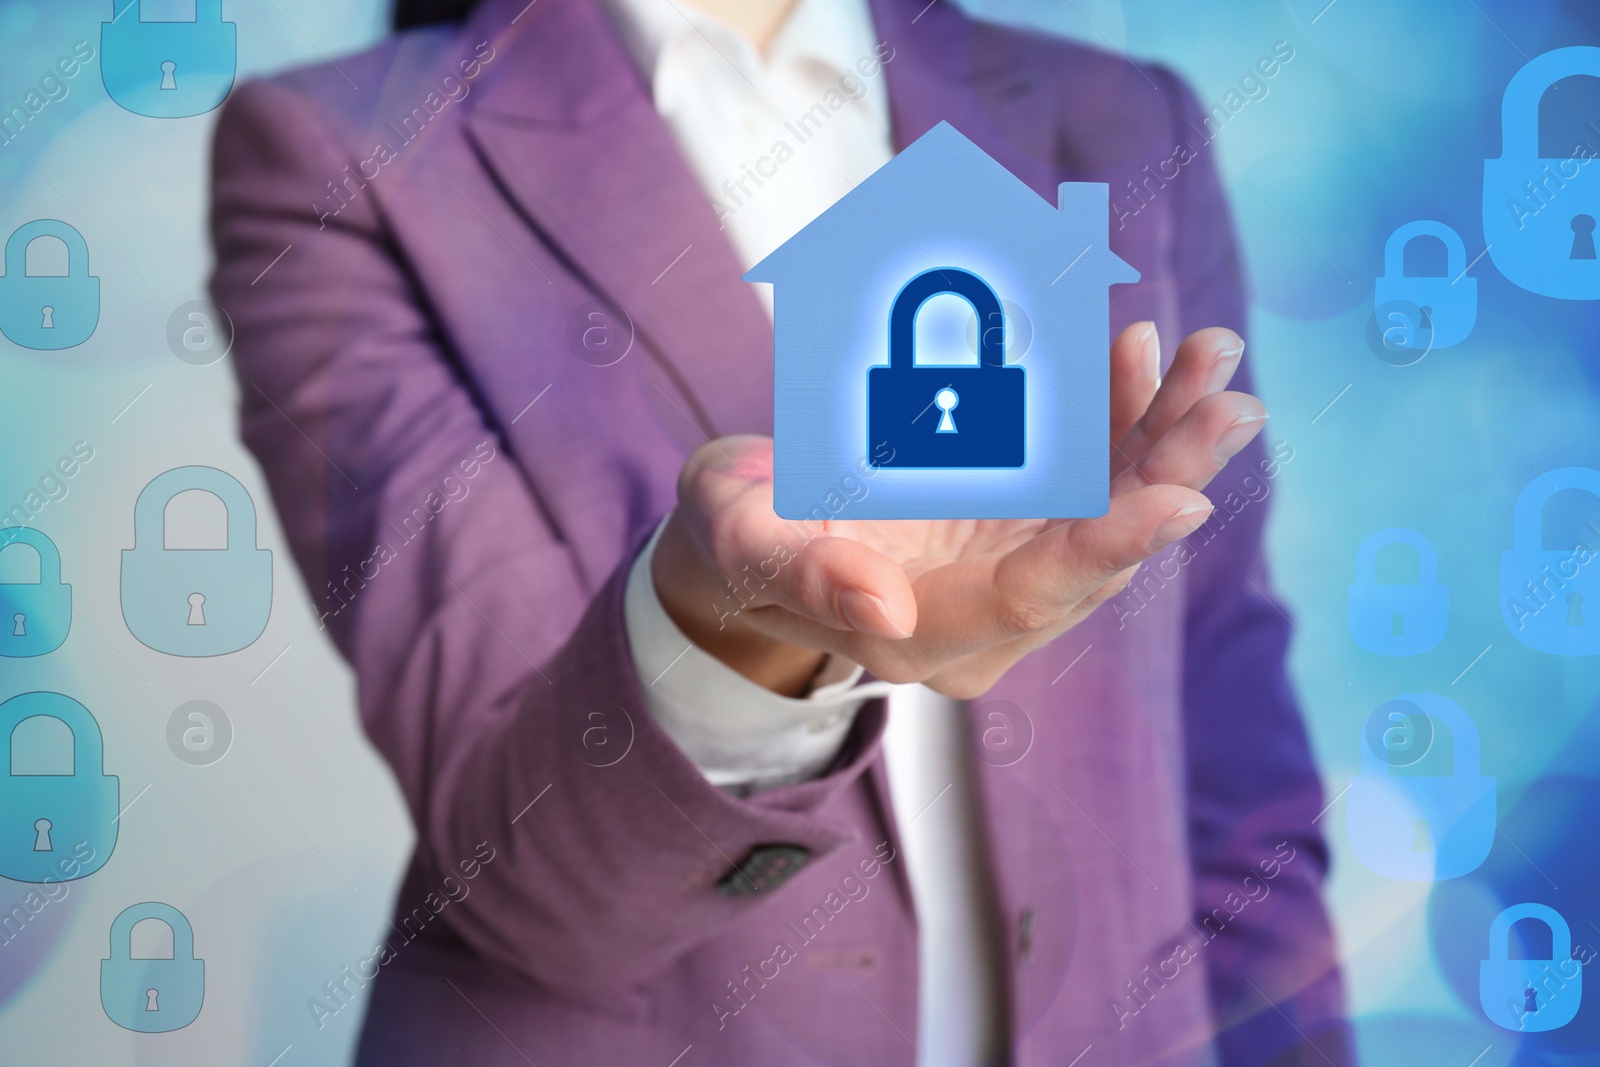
left=653, top=323, right=1264, bottom=699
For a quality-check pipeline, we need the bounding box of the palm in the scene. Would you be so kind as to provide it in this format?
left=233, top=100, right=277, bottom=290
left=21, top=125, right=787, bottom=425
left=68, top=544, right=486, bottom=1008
left=844, top=519, right=1046, bottom=577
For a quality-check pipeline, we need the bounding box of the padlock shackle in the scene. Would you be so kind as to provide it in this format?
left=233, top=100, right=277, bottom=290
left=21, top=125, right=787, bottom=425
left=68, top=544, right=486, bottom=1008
left=1381, top=221, right=1468, bottom=279
left=107, top=901, right=197, bottom=962
left=111, top=0, right=227, bottom=21
left=0, top=527, right=64, bottom=585
left=0, top=692, right=105, bottom=777
left=888, top=267, right=1004, bottom=372
left=1354, top=527, right=1440, bottom=586
left=1487, top=902, right=1573, bottom=962
left=1499, top=46, right=1600, bottom=162
left=1511, top=466, right=1600, bottom=551
left=130, top=466, right=260, bottom=551
left=3, top=221, right=91, bottom=280
left=1359, top=692, right=1483, bottom=777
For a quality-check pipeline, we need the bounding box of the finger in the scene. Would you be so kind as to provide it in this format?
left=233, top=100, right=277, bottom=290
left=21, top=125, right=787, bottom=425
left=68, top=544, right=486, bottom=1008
left=1108, top=321, right=1160, bottom=449
left=1113, top=326, right=1245, bottom=480
left=1112, top=391, right=1267, bottom=497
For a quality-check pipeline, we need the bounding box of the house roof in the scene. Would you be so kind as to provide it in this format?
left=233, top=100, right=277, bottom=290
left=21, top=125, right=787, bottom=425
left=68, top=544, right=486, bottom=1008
left=745, top=120, right=1137, bottom=289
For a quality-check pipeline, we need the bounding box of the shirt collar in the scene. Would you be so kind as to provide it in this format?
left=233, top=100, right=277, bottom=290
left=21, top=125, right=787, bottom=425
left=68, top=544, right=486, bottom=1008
left=600, top=0, right=878, bottom=87
left=770, top=0, right=879, bottom=79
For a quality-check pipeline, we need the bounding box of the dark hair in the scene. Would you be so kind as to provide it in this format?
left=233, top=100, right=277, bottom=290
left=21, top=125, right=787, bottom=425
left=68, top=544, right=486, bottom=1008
left=393, top=0, right=480, bottom=29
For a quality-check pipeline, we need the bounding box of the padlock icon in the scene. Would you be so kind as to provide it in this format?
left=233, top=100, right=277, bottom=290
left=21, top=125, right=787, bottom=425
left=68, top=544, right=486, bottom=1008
left=120, top=466, right=272, bottom=657
left=1373, top=221, right=1477, bottom=349
left=1347, top=693, right=1494, bottom=881
left=1484, top=46, right=1600, bottom=300
left=1500, top=466, right=1600, bottom=655
left=1346, top=528, right=1448, bottom=656
left=0, top=527, right=71, bottom=657
left=0, top=220, right=100, bottom=350
left=1480, top=903, right=1582, bottom=1031
left=868, top=267, right=1024, bottom=468
left=0, top=692, right=117, bottom=884
left=101, top=0, right=236, bottom=119
left=101, top=902, right=205, bottom=1032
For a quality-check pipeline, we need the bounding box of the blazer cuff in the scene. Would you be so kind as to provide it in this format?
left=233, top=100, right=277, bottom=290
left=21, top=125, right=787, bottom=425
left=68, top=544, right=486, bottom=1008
left=623, top=513, right=893, bottom=795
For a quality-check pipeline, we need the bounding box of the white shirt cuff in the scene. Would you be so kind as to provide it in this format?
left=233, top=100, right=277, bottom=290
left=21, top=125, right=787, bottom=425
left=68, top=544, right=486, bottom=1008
left=623, top=515, right=894, bottom=794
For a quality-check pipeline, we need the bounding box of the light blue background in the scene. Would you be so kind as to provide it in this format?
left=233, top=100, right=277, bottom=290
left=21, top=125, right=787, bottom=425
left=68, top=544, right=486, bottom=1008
left=1, top=0, right=1598, bottom=1063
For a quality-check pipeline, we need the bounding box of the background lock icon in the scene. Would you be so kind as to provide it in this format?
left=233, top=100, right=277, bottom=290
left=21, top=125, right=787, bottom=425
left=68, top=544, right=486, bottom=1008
left=101, top=0, right=237, bottom=119
left=0, top=220, right=100, bottom=350
left=1484, top=46, right=1600, bottom=300
left=0, top=527, right=71, bottom=657
left=0, top=692, right=117, bottom=884
left=868, top=267, right=1024, bottom=468
left=1346, top=528, right=1449, bottom=656
left=1480, top=902, right=1582, bottom=1031
left=102, top=902, right=205, bottom=1032
left=1500, top=466, right=1600, bottom=655
left=1347, top=693, right=1495, bottom=881
left=120, top=466, right=272, bottom=657
left=1373, top=220, right=1477, bottom=349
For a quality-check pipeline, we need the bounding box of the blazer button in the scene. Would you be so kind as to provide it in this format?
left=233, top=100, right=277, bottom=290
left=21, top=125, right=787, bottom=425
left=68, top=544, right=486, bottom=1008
left=716, top=844, right=811, bottom=898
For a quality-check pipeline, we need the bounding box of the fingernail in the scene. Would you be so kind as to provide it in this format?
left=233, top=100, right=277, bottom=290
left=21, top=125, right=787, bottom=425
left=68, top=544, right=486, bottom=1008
left=1141, top=322, right=1161, bottom=383
left=1214, top=412, right=1268, bottom=463
left=1205, top=341, right=1245, bottom=393
left=1151, top=505, right=1213, bottom=551
left=838, top=590, right=890, bottom=634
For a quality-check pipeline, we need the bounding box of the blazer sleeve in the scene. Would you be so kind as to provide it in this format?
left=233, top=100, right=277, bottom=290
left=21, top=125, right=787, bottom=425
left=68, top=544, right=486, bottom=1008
left=208, top=78, right=883, bottom=1004
left=1152, top=68, right=1356, bottom=1066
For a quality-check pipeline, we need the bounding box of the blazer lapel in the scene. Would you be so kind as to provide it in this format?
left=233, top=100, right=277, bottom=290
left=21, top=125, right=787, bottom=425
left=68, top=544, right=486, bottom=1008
left=462, top=0, right=775, bottom=439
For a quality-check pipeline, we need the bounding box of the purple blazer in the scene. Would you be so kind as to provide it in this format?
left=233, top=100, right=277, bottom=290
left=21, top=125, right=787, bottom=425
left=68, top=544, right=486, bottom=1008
left=209, top=0, right=1352, bottom=1063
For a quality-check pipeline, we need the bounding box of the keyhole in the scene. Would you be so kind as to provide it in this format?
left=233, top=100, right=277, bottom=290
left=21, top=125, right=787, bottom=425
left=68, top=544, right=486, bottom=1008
left=934, top=387, right=959, bottom=434
left=1391, top=612, right=1405, bottom=637
left=1567, top=591, right=1585, bottom=627
left=146, top=988, right=160, bottom=1012
left=186, top=592, right=207, bottom=626
left=1571, top=215, right=1597, bottom=260
left=33, top=818, right=52, bottom=852
left=1525, top=987, right=1540, bottom=1014
left=1410, top=817, right=1431, bottom=853
left=159, top=61, right=177, bottom=91
left=1418, top=306, right=1433, bottom=333
left=39, top=306, right=54, bottom=330
left=11, top=613, right=24, bottom=637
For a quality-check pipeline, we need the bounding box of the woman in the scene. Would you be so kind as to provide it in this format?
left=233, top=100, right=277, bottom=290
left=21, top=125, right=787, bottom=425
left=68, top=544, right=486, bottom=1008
left=210, top=0, right=1351, bottom=1062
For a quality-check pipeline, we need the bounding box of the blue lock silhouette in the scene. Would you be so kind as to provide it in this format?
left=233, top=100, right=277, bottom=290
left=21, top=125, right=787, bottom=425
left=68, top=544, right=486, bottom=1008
left=1481, top=903, right=1582, bottom=1031
left=868, top=268, right=1024, bottom=468
left=1374, top=221, right=1477, bottom=349
left=0, top=220, right=100, bottom=350
left=1500, top=466, right=1600, bottom=655
left=0, top=692, right=117, bottom=884
left=1347, top=693, right=1494, bottom=881
left=1485, top=46, right=1600, bottom=300
left=0, top=527, right=71, bottom=657
left=121, top=466, right=272, bottom=657
left=1346, top=528, right=1449, bottom=656
left=102, top=0, right=236, bottom=119
left=102, top=902, right=205, bottom=1032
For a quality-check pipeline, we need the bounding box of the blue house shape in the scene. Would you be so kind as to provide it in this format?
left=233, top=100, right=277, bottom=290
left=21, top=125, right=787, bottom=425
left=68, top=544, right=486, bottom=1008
left=746, top=121, right=1138, bottom=520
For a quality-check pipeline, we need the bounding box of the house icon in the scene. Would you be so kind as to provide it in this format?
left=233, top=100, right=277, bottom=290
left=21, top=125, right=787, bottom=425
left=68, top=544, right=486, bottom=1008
left=746, top=121, right=1138, bottom=520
